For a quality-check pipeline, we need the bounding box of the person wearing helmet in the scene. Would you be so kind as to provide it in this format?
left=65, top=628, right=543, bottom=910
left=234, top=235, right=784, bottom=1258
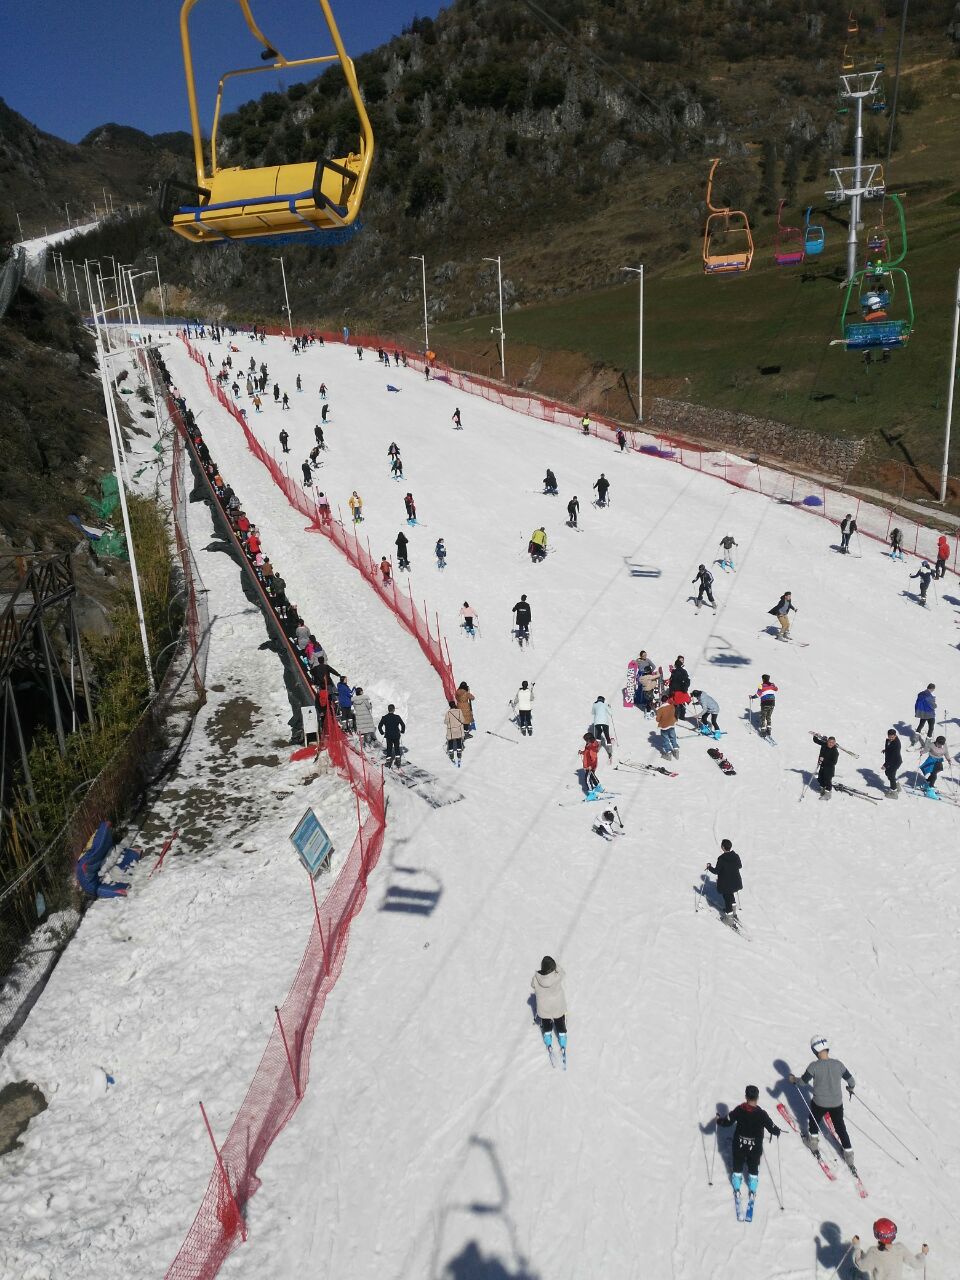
left=593, top=808, right=623, bottom=840
left=692, top=563, right=716, bottom=609
left=531, top=955, right=568, bottom=1064
left=909, top=561, right=933, bottom=605
left=861, top=290, right=888, bottom=322
left=715, top=1085, right=780, bottom=1209
left=789, top=1036, right=857, bottom=1169
left=852, top=1219, right=928, bottom=1278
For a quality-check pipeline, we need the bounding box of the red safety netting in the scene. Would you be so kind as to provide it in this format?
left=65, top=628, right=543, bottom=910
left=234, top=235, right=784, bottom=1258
left=166, top=712, right=385, bottom=1279
left=178, top=335, right=457, bottom=700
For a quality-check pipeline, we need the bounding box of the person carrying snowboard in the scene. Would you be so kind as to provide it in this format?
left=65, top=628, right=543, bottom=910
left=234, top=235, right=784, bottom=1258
left=811, top=733, right=839, bottom=799
left=692, top=564, right=715, bottom=608
left=691, top=689, right=720, bottom=734
left=531, top=956, right=568, bottom=1063
left=852, top=1220, right=928, bottom=1278
left=377, top=704, right=406, bottom=766
left=716, top=1085, right=780, bottom=1207
left=719, top=534, right=738, bottom=570
left=543, top=468, right=558, bottom=495
left=512, top=594, right=531, bottom=641
left=513, top=680, right=535, bottom=735
left=705, top=839, right=742, bottom=919
left=909, top=562, right=932, bottom=605
left=882, top=729, right=902, bottom=795
left=789, top=1035, right=857, bottom=1170
left=566, top=497, right=579, bottom=528
left=913, top=683, right=936, bottom=742
left=750, top=675, right=778, bottom=737
left=839, top=513, right=858, bottom=553
left=580, top=732, right=602, bottom=797
left=404, top=492, right=417, bottom=523
left=769, top=591, right=797, bottom=640
left=395, top=530, right=410, bottom=570
left=591, top=695, right=613, bottom=759
left=444, top=700, right=466, bottom=764
left=593, top=474, right=610, bottom=507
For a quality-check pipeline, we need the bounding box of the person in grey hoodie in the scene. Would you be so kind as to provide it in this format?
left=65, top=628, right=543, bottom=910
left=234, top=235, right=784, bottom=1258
left=691, top=689, right=720, bottom=733
left=531, top=955, right=567, bottom=1056
left=789, top=1034, right=856, bottom=1166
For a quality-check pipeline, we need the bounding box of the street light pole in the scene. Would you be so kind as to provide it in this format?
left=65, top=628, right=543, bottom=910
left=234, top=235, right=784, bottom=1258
left=151, top=254, right=166, bottom=325
left=482, top=255, right=506, bottom=379
left=940, top=267, right=960, bottom=506
left=620, top=265, right=644, bottom=423
left=273, top=255, right=293, bottom=336
left=408, top=255, right=429, bottom=352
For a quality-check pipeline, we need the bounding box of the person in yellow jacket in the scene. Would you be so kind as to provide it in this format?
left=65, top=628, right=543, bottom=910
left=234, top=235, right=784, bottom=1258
left=348, top=491, right=363, bottom=524
left=528, top=527, right=548, bottom=562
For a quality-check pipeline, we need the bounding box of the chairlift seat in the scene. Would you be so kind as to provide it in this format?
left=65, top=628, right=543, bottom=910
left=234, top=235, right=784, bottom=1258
left=843, top=319, right=910, bottom=349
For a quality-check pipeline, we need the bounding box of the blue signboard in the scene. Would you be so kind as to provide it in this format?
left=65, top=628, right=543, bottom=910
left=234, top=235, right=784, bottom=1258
left=290, top=807, right=334, bottom=878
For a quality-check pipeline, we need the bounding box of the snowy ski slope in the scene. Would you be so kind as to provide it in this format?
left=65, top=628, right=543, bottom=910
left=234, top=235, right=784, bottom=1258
left=159, top=333, right=958, bottom=1280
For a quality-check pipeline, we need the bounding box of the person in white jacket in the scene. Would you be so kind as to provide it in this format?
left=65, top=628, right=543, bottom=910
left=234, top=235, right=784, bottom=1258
left=513, top=680, right=535, bottom=736
left=531, top=956, right=567, bottom=1056
left=852, top=1218, right=928, bottom=1278
left=591, top=695, right=613, bottom=759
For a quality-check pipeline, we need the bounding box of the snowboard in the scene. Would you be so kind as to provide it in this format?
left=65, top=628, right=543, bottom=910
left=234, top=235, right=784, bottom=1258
left=622, top=660, right=638, bottom=709
left=707, top=747, right=737, bottom=776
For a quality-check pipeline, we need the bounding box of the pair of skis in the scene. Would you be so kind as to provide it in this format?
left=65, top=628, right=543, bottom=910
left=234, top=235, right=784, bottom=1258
left=733, top=1188, right=757, bottom=1223
left=616, top=759, right=677, bottom=777
left=776, top=1104, right=867, bottom=1198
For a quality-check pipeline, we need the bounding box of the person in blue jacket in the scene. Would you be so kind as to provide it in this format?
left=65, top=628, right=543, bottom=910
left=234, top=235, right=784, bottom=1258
left=336, top=677, right=355, bottom=731
left=913, top=683, right=936, bottom=742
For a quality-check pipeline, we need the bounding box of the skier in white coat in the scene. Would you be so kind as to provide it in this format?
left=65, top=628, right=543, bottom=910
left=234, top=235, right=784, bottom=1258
left=591, top=695, right=614, bottom=759
left=852, top=1219, right=928, bottom=1278
left=531, top=956, right=567, bottom=1060
left=513, top=680, right=535, bottom=736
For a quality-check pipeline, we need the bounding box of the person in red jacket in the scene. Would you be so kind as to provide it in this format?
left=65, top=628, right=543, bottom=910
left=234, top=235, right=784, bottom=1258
left=235, top=511, right=251, bottom=535
left=245, top=530, right=261, bottom=558
left=934, top=534, right=950, bottom=580
left=580, top=732, right=601, bottom=795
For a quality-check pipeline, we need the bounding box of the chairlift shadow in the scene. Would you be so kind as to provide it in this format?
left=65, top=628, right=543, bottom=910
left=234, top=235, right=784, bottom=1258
left=623, top=557, right=662, bottom=578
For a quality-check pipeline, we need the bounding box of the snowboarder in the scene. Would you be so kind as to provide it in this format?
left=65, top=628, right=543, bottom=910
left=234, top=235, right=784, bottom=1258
left=705, top=839, right=742, bottom=918
left=301, top=461, right=312, bottom=486
left=513, top=680, right=535, bottom=735
left=348, top=491, right=363, bottom=523
left=909, top=562, right=932, bottom=605
left=769, top=591, right=797, bottom=640
left=580, top=732, right=602, bottom=797
left=456, top=682, right=476, bottom=735
left=591, top=695, right=613, bottom=759
left=839, top=513, right=858, bottom=553
left=543, top=469, right=558, bottom=495
left=934, top=534, right=950, bottom=579
left=692, top=564, right=716, bottom=608
left=452, top=407, right=462, bottom=429
left=593, top=809, right=624, bottom=840
left=531, top=956, right=567, bottom=1062
left=279, top=428, right=290, bottom=454
left=377, top=704, right=406, bottom=766
left=918, top=736, right=947, bottom=792
left=529, top=527, right=548, bottom=562
left=512, top=594, right=531, bottom=641
left=460, top=601, right=479, bottom=636
left=889, top=528, right=904, bottom=560
left=715, top=1085, right=780, bottom=1206
left=566, top=497, right=579, bottom=528
left=750, top=675, right=778, bottom=737
left=404, top=492, right=417, bottom=523
left=913, top=684, right=936, bottom=741
left=616, top=428, right=627, bottom=452
left=593, top=474, right=610, bottom=507
left=691, top=689, right=720, bottom=734
left=444, top=700, right=466, bottom=764
left=395, top=530, right=410, bottom=570
left=655, top=696, right=679, bottom=759
left=719, top=534, right=738, bottom=570
left=435, top=538, right=447, bottom=569
left=852, top=1221, right=929, bottom=1278
left=788, top=1035, right=857, bottom=1169
left=811, top=733, right=840, bottom=799
left=882, top=729, right=902, bottom=795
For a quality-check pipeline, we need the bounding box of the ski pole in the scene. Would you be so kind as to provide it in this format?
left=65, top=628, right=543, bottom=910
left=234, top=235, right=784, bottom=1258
left=845, top=1115, right=905, bottom=1168
left=613, top=805, right=623, bottom=829
left=695, top=877, right=706, bottom=913
left=763, top=1141, right=784, bottom=1210
left=850, top=1092, right=920, bottom=1160
left=709, top=1119, right=718, bottom=1184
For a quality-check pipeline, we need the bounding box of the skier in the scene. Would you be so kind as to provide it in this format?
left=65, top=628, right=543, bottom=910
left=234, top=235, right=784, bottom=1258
left=839, top=513, right=858, bottom=553
left=593, top=474, right=610, bottom=507
left=391, top=455, right=403, bottom=479
left=377, top=703, right=406, bottom=767
left=691, top=689, right=720, bottom=734
left=615, top=428, right=627, bottom=452
left=705, top=838, right=742, bottom=919
left=444, top=699, right=466, bottom=764
left=913, top=683, right=936, bottom=742
left=531, top=956, right=567, bottom=1063
left=296, top=373, right=302, bottom=392
left=316, top=491, right=331, bottom=524
left=750, top=675, right=778, bottom=737
left=580, top=412, right=591, bottom=435
left=281, top=392, right=290, bottom=411
left=889, top=528, right=904, bottom=560
left=566, top=497, right=579, bottom=528
left=379, top=556, right=392, bottom=584
left=591, top=695, right=613, bottom=760
left=512, top=593, right=531, bottom=641
left=435, top=538, right=447, bottom=569
left=301, top=461, right=312, bottom=486
left=452, top=407, right=462, bottom=429
left=456, top=682, right=476, bottom=735
left=318, top=382, right=327, bottom=399
left=279, top=428, right=290, bottom=454
left=918, top=736, right=947, bottom=793
left=715, top=1085, right=780, bottom=1209
left=387, top=441, right=400, bottom=460
left=882, top=729, right=903, bottom=795
left=668, top=657, right=691, bottom=717
left=460, top=601, right=479, bottom=636
left=513, top=680, right=535, bottom=735
left=655, top=696, right=679, bottom=759
left=321, top=403, right=330, bottom=423
left=309, top=445, right=322, bottom=470
left=811, top=733, right=840, bottom=799
left=909, top=562, right=932, bottom=606
left=769, top=591, right=797, bottom=640
left=580, top=732, right=602, bottom=797
left=543, top=468, right=558, bottom=495
left=529, top=527, right=548, bottom=562
left=692, top=564, right=716, bottom=608
left=593, top=809, right=624, bottom=840
left=934, top=534, right=949, bottom=579
left=719, top=534, right=738, bottom=570
left=348, top=491, right=363, bottom=523
left=788, top=1035, right=857, bottom=1170
left=273, top=383, right=280, bottom=402
left=395, top=530, right=410, bottom=570
left=852, top=1221, right=929, bottom=1278
left=404, top=492, right=417, bottom=523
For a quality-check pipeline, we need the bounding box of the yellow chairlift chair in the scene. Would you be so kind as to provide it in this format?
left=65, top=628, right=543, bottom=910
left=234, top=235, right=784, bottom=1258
left=160, top=0, right=373, bottom=247
left=702, top=159, right=755, bottom=275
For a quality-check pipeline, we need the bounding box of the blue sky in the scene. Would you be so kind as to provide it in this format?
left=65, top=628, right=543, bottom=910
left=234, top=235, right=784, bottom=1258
left=6, top=0, right=445, bottom=142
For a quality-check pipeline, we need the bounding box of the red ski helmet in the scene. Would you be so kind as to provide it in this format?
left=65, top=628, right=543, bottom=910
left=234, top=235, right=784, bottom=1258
left=873, top=1218, right=897, bottom=1244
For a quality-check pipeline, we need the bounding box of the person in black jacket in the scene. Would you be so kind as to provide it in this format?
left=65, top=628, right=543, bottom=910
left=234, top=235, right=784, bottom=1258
left=812, top=733, right=840, bottom=799
left=716, top=1085, right=780, bottom=1199
left=668, top=657, right=690, bottom=719
left=567, top=496, right=579, bottom=527
left=839, top=513, right=857, bottom=553
left=543, top=469, right=558, bottom=495
left=395, top=530, right=410, bottom=570
left=378, top=705, right=406, bottom=766
left=705, top=839, right=742, bottom=917
left=882, top=729, right=902, bottom=795
left=512, top=594, right=532, bottom=640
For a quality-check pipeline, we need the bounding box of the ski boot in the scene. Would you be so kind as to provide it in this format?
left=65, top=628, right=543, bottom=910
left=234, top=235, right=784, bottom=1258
left=803, top=1134, right=820, bottom=1154
left=843, top=1149, right=857, bottom=1173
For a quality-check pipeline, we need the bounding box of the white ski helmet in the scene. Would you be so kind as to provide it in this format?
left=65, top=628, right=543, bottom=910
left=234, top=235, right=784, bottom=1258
left=810, top=1035, right=830, bottom=1055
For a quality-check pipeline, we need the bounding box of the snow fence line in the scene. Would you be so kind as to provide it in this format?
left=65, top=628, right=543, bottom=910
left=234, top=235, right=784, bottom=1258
left=178, top=333, right=458, bottom=701
left=205, top=319, right=958, bottom=575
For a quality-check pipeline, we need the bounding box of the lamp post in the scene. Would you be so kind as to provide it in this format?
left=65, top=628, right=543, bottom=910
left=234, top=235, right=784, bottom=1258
left=620, top=265, right=645, bottom=423
left=482, top=255, right=506, bottom=379
left=940, top=267, right=960, bottom=506
left=151, top=254, right=166, bottom=325
left=273, top=255, right=293, bottom=336
left=409, top=255, right=429, bottom=353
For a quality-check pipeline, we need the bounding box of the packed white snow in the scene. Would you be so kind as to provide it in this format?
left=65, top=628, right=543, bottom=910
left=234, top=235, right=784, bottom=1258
left=1, top=329, right=958, bottom=1280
